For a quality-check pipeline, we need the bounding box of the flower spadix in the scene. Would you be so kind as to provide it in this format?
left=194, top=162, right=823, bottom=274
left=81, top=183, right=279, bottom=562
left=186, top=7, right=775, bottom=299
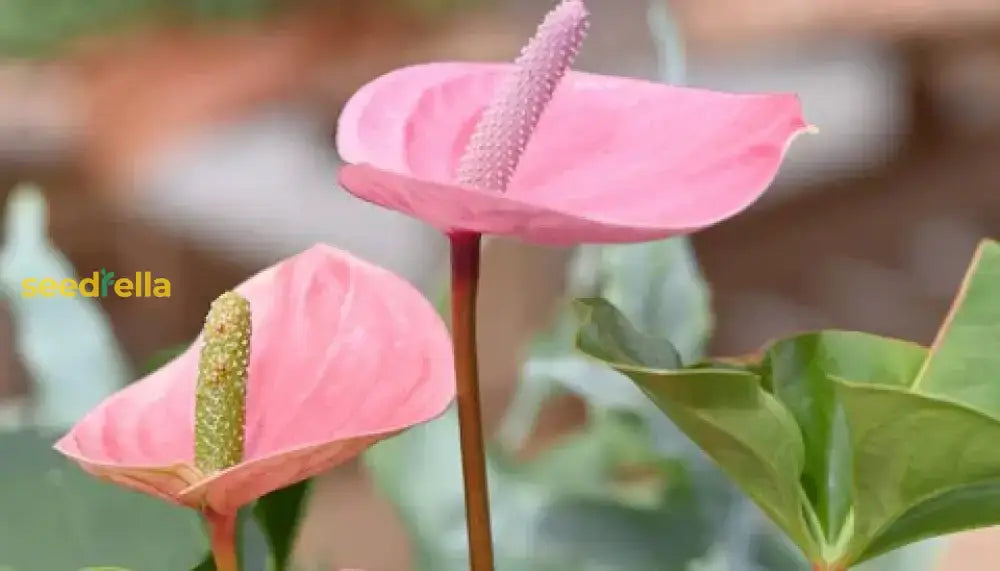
left=194, top=291, right=251, bottom=474
left=55, top=245, right=455, bottom=514
left=336, top=0, right=810, bottom=244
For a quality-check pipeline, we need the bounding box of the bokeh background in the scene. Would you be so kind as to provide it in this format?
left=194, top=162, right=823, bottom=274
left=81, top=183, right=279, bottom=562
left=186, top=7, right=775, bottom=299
left=0, top=0, right=999, bottom=569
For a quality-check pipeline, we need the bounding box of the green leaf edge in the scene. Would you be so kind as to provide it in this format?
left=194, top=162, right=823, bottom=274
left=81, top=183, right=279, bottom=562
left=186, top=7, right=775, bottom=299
left=832, top=376, right=1000, bottom=563
left=572, top=297, right=821, bottom=557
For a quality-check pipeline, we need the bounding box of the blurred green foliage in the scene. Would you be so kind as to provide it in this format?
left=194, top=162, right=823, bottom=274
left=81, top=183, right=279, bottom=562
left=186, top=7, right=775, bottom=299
left=0, top=184, right=130, bottom=427
left=0, top=0, right=493, bottom=58
left=0, top=0, right=282, bottom=57
left=0, top=429, right=207, bottom=570
left=252, top=480, right=312, bottom=570
left=0, top=186, right=201, bottom=569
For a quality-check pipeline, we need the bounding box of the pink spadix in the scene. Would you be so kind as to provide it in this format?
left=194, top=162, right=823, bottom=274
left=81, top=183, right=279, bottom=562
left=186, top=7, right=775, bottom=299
left=456, top=0, right=589, bottom=192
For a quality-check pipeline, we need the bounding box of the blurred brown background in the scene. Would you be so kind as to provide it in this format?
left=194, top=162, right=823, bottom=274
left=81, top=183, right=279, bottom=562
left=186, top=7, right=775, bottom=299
left=0, top=0, right=998, bottom=569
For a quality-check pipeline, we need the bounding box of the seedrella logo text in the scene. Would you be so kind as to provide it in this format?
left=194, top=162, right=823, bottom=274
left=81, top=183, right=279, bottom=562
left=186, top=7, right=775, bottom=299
left=22, top=268, right=171, bottom=298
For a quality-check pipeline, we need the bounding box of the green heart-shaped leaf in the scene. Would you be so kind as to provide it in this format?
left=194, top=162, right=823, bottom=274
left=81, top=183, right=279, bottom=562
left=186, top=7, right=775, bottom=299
left=834, top=239, right=1000, bottom=562
left=761, top=331, right=927, bottom=541
left=835, top=382, right=1000, bottom=561
left=575, top=240, right=1000, bottom=568
left=574, top=298, right=817, bottom=557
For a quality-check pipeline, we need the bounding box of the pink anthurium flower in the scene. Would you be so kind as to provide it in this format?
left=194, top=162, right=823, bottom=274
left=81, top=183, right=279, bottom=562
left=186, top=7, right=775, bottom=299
left=54, top=244, right=455, bottom=515
left=336, top=1, right=810, bottom=244
left=336, top=2, right=810, bottom=568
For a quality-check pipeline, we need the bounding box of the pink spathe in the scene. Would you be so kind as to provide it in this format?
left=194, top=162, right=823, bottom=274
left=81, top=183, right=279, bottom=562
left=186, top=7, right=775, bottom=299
left=55, top=244, right=455, bottom=514
left=336, top=62, right=810, bottom=244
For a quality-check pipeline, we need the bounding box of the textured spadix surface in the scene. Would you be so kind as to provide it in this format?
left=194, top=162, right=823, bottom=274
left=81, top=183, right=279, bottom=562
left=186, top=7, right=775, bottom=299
left=55, top=244, right=455, bottom=514
left=337, top=61, right=809, bottom=244
left=455, top=0, right=589, bottom=192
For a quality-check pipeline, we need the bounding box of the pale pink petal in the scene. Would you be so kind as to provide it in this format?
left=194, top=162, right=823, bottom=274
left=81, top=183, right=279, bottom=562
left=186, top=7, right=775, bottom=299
left=337, top=63, right=499, bottom=183
left=338, top=164, right=687, bottom=244
left=336, top=63, right=809, bottom=243
left=55, top=244, right=455, bottom=513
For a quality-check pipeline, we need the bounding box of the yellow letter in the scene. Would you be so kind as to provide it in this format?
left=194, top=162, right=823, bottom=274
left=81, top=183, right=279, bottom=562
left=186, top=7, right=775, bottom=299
left=153, top=278, right=171, bottom=298
left=78, top=272, right=100, bottom=297
left=38, top=278, right=57, bottom=298
left=114, top=279, right=133, bottom=298
left=21, top=278, right=38, bottom=298
left=59, top=279, right=78, bottom=297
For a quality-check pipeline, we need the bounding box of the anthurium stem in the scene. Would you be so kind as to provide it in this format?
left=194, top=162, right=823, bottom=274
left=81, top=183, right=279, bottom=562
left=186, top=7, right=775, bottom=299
left=449, top=231, right=495, bottom=570
left=812, top=563, right=846, bottom=571
left=205, top=509, right=239, bottom=571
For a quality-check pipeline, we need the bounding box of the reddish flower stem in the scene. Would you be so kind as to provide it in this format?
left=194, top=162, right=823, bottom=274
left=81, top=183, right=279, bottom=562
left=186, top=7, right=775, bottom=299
left=813, top=563, right=846, bottom=571
left=205, top=509, right=239, bottom=571
left=449, top=231, right=495, bottom=571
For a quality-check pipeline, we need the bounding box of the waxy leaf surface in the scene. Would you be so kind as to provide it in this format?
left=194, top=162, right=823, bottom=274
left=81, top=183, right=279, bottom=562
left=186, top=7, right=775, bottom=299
left=575, top=239, right=1000, bottom=567
left=574, top=298, right=817, bottom=557
left=835, top=239, right=1000, bottom=562
left=761, top=331, right=926, bottom=540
